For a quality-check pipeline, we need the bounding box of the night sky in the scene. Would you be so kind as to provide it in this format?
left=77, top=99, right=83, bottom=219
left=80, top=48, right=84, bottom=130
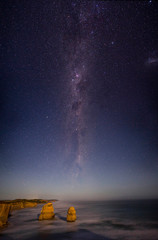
left=1, top=0, right=158, bottom=200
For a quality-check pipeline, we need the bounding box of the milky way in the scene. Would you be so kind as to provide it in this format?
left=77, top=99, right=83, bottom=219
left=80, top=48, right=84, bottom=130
left=61, top=1, right=99, bottom=179
left=1, top=0, right=158, bottom=200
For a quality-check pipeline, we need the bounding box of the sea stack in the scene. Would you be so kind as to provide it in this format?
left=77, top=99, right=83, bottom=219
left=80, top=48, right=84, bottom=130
left=39, top=202, right=55, bottom=220
left=67, top=206, right=77, bottom=222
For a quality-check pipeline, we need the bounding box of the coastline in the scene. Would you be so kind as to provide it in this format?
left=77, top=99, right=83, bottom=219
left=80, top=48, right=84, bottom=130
left=0, top=200, right=158, bottom=240
left=0, top=199, right=57, bottom=228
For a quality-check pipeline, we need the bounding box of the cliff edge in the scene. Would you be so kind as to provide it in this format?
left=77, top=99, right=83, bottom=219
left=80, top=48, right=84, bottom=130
left=0, top=204, right=11, bottom=227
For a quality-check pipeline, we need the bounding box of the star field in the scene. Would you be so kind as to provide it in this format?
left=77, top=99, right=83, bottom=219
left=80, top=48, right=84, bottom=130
left=0, top=0, right=158, bottom=200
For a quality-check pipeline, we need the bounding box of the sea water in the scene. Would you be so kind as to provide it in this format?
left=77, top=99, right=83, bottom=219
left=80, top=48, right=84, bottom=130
left=0, top=200, right=158, bottom=240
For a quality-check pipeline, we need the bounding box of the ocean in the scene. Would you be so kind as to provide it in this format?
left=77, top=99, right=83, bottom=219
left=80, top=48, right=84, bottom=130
left=0, top=200, right=158, bottom=240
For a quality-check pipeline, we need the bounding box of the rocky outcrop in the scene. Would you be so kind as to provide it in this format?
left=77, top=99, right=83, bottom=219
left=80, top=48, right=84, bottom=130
left=0, top=204, right=11, bottom=227
left=10, top=202, right=24, bottom=211
left=23, top=202, right=37, bottom=208
left=67, top=206, right=76, bottom=222
left=39, top=203, right=55, bottom=220
left=10, top=201, right=37, bottom=211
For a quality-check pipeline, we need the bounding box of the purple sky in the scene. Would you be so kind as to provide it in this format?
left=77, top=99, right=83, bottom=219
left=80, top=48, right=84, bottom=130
left=0, top=0, right=158, bottom=200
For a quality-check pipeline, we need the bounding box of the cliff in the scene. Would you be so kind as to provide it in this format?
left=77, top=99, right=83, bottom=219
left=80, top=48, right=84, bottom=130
left=10, top=201, right=37, bottom=211
left=0, top=204, right=11, bottom=227
left=23, top=202, right=37, bottom=208
left=0, top=199, right=57, bottom=227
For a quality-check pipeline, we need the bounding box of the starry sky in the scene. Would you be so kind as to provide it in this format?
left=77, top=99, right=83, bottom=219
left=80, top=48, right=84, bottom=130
left=0, top=0, right=158, bottom=201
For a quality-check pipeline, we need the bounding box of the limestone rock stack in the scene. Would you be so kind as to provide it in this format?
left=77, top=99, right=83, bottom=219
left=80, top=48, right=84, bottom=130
left=67, top=206, right=77, bottom=222
left=39, top=203, right=55, bottom=220
left=0, top=204, right=11, bottom=227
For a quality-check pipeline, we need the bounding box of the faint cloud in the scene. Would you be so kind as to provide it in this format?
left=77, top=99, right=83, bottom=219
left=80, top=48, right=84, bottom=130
left=146, top=51, right=158, bottom=66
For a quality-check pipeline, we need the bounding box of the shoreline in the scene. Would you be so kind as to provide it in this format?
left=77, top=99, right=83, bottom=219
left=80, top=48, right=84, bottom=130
left=0, top=200, right=158, bottom=240
left=0, top=199, right=57, bottom=228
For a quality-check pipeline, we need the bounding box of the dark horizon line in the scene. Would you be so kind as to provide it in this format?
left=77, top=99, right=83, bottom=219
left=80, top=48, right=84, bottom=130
left=1, top=198, right=158, bottom=202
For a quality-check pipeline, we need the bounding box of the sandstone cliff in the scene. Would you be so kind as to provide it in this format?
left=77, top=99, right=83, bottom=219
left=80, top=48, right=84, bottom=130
left=10, top=201, right=37, bottom=211
left=23, top=202, right=37, bottom=208
left=10, top=202, right=24, bottom=211
left=0, top=204, right=11, bottom=227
